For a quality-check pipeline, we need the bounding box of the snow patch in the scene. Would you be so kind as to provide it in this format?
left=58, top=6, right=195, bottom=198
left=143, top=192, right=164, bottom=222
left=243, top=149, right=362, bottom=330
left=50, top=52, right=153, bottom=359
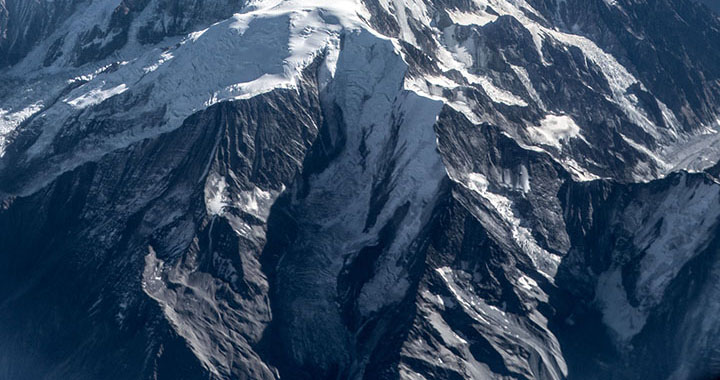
left=238, top=186, right=279, bottom=222
left=143, top=51, right=174, bottom=73
left=463, top=172, right=561, bottom=278
left=447, top=9, right=498, bottom=26
left=205, top=174, right=229, bottom=216
left=526, top=114, right=583, bottom=149
left=595, top=267, right=647, bottom=341
left=518, top=274, right=538, bottom=291
left=0, top=102, right=43, bottom=157
left=205, top=172, right=283, bottom=221
left=66, top=83, right=128, bottom=109
left=511, top=65, right=545, bottom=109
left=469, top=74, right=528, bottom=107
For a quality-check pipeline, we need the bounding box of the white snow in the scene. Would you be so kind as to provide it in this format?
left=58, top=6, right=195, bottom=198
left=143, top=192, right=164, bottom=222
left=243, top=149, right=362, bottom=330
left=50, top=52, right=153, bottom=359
left=526, top=114, right=583, bottom=149
left=595, top=267, right=647, bottom=341
left=663, top=119, right=720, bottom=174
left=402, top=75, right=484, bottom=124
left=204, top=171, right=283, bottom=223
left=391, top=0, right=418, bottom=45
left=425, top=0, right=699, bottom=179
left=517, top=164, right=531, bottom=193
left=238, top=186, right=276, bottom=222
left=511, top=65, right=545, bottom=109
left=2, top=0, right=377, bottom=195
left=518, top=274, right=538, bottom=291
left=446, top=9, right=498, bottom=26
left=143, top=51, right=174, bottom=74
left=463, top=172, right=561, bottom=278
left=630, top=174, right=720, bottom=309
left=1, top=0, right=718, bottom=192
left=597, top=174, right=720, bottom=341
left=66, top=83, right=128, bottom=109
left=0, top=102, right=43, bottom=157
left=434, top=267, right=568, bottom=379
left=469, top=74, right=528, bottom=107
left=204, top=174, right=229, bottom=216
left=353, top=87, right=447, bottom=314
left=4, top=0, right=719, bottom=376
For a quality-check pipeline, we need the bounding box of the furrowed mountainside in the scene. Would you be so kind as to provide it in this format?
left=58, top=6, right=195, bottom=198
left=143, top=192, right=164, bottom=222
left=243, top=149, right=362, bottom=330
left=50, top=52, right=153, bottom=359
left=1, top=0, right=720, bottom=379
left=698, top=0, right=720, bottom=13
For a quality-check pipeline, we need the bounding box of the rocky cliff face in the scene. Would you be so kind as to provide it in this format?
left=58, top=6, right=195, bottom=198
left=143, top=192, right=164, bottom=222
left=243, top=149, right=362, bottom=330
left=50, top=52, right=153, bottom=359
left=1, top=0, right=720, bottom=379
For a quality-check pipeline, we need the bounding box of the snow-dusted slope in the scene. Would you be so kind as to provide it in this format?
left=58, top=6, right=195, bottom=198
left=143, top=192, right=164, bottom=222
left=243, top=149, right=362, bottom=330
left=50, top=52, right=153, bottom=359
left=2, top=0, right=720, bottom=379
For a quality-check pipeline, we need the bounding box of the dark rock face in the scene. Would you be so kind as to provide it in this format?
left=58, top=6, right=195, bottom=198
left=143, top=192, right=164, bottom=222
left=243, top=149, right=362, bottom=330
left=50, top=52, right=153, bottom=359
left=533, top=0, right=720, bottom=128
left=0, top=0, right=246, bottom=68
left=136, top=0, right=245, bottom=44
left=554, top=172, right=720, bottom=380
left=0, top=0, right=83, bottom=67
left=72, top=0, right=152, bottom=66
left=0, top=72, right=322, bottom=379
left=2, top=0, right=720, bottom=379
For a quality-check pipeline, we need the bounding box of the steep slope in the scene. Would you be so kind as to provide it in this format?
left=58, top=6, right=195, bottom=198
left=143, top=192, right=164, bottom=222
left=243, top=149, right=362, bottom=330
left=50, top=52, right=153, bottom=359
left=697, top=0, right=720, bottom=13
left=1, top=0, right=720, bottom=379
left=556, top=171, right=720, bottom=380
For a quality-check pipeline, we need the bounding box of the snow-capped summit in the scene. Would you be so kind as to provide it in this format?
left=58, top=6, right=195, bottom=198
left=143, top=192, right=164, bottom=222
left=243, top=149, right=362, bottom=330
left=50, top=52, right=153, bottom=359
left=1, top=0, right=720, bottom=379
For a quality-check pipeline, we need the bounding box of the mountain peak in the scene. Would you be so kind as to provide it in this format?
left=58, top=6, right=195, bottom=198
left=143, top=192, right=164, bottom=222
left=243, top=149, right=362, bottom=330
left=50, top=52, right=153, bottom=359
left=2, top=1, right=720, bottom=379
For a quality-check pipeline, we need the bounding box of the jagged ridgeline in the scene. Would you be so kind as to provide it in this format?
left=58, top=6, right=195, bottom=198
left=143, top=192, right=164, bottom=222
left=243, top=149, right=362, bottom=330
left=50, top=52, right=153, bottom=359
left=1, top=0, right=720, bottom=379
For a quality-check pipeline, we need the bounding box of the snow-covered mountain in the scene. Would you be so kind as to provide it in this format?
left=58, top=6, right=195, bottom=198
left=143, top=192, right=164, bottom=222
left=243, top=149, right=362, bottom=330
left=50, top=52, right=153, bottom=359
left=1, top=0, right=720, bottom=379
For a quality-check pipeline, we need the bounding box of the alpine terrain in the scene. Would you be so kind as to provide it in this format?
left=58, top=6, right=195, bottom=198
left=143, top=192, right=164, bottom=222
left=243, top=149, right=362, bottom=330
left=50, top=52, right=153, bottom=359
left=1, top=0, right=720, bottom=379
